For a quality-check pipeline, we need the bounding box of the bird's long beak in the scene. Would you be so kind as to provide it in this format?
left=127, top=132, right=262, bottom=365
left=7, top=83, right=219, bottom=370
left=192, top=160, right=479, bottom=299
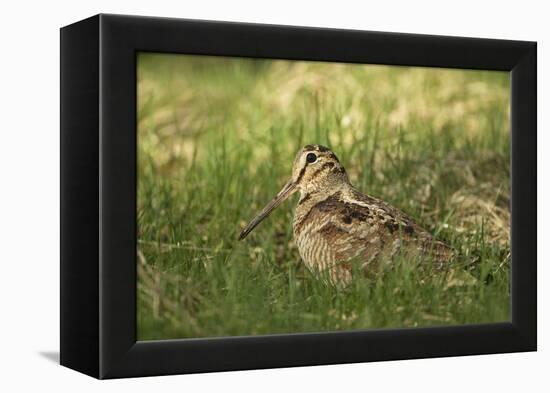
left=238, top=179, right=297, bottom=240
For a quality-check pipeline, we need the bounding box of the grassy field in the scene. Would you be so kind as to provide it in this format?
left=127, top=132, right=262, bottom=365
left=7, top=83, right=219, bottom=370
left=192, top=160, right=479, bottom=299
left=136, top=53, right=511, bottom=341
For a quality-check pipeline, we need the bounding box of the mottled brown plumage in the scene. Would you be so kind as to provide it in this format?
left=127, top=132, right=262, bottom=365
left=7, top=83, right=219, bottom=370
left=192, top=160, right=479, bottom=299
left=239, top=144, right=454, bottom=284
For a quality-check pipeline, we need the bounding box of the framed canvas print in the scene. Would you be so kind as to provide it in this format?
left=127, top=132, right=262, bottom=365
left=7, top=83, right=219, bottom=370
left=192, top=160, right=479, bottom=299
left=60, top=14, right=536, bottom=379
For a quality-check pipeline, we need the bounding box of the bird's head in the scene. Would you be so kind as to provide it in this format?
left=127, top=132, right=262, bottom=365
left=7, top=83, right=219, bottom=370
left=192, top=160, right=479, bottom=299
left=238, top=144, right=349, bottom=240
left=289, top=144, right=349, bottom=194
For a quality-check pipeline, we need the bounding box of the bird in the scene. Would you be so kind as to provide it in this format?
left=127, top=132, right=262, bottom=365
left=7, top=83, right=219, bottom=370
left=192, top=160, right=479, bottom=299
left=238, top=144, right=454, bottom=285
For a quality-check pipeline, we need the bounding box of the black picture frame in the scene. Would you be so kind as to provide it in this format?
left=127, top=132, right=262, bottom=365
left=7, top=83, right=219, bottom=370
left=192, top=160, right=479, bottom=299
left=60, top=13, right=536, bottom=379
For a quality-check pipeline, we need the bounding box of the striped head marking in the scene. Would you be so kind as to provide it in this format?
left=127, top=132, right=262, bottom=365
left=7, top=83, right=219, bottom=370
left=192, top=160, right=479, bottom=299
left=290, top=145, right=349, bottom=193
left=239, top=144, right=349, bottom=240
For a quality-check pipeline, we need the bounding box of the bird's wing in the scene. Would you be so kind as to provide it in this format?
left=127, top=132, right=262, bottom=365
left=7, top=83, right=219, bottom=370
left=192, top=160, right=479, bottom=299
left=309, top=189, right=454, bottom=266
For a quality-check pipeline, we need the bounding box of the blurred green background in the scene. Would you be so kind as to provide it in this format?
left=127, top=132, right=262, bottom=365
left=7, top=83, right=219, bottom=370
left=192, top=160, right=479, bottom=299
left=137, top=53, right=510, bottom=341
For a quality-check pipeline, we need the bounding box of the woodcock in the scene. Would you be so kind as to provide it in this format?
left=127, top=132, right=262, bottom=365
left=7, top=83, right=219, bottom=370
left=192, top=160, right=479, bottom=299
left=239, top=144, right=454, bottom=284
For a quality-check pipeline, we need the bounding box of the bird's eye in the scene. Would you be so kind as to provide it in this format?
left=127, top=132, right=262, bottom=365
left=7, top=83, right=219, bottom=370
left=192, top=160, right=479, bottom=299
left=306, top=153, right=317, bottom=163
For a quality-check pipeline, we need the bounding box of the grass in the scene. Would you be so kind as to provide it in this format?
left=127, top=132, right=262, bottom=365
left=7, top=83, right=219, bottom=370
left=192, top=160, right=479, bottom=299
left=136, top=53, right=511, bottom=340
